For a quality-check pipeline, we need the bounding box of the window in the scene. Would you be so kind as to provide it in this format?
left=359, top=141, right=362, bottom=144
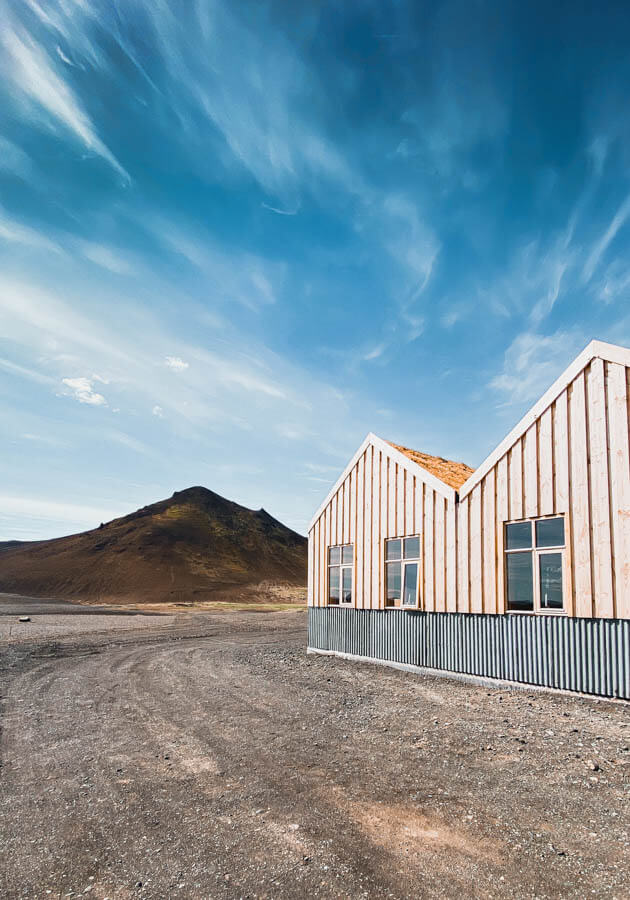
left=504, top=516, right=565, bottom=613
left=328, top=544, right=353, bottom=606
left=385, top=535, right=421, bottom=608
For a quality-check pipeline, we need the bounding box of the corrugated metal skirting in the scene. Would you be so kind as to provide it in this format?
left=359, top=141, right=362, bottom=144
left=307, top=608, right=630, bottom=699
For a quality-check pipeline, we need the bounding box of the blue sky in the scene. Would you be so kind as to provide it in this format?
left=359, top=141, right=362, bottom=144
left=2, top=1, right=630, bottom=540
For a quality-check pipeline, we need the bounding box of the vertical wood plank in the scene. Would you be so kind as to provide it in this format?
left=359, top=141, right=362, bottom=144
left=608, top=364, right=630, bottom=616
left=381, top=452, right=388, bottom=591
left=554, top=391, right=570, bottom=513
left=330, top=494, right=337, bottom=547
left=539, top=407, right=554, bottom=515
left=424, top=487, right=434, bottom=611
left=318, top=515, right=324, bottom=606
left=570, top=371, right=593, bottom=616
left=510, top=441, right=523, bottom=520
left=324, top=507, right=330, bottom=605
left=446, top=498, right=457, bottom=612
left=419, top=483, right=426, bottom=607
left=483, top=469, right=497, bottom=613
left=307, top=529, right=313, bottom=606
left=339, top=478, right=345, bottom=544
left=587, top=359, right=614, bottom=616
left=470, top=485, right=482, bottom=613
left=434, top=494, right=445, bottom=611
left=496, top=455, right=509, bottom=613
left=364, top=450, right=372, bottom=609
left=388, top=461, right=397, bottom=537
left=372, top=448, right=382, bottom=609
left=524, top=424, right=538, bottom=518
left=356, top=455, right=365, bottom=609
left=397, top=465, right=405, bottom=536
left=405, top=469, right=414, bottom=534
left=457, top=497, right=469, bottom=612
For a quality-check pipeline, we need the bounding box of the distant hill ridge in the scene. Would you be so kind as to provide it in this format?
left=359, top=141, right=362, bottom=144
left=0, top=486, right=307, bottom=605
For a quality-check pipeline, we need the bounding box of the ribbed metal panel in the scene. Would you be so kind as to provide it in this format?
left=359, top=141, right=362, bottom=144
left=307, top=608, right=630, bottom=700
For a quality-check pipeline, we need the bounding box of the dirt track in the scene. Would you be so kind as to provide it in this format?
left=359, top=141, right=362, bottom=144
left=0, top=599, right=629, bottom=899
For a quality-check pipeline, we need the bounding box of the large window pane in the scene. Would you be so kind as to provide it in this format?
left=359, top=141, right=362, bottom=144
left=402, top=563, right=418, bottom=607
left=329, top=546, right=340, bottom=565
left=386, top=562, right=401, bottom=605
left=342, top=567, right=352, bottom=603
left=328, top=566, right=340, bottom=603
left=536, top=518, right=565, bottom=548
left=341, top=544, right=353, bottom=564
left=506, top=552, right=534, bottom=610
left=506, top=521, right=533, bottom=550
left=386, top=539, right=401, bottom=561
left=539, top=553, right=563, bottom=609
left=403, top=536, right=420, bottom=559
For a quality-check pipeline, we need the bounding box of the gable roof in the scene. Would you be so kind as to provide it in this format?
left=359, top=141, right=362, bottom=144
left=308, top=432, right=465, bottom=531
left=309, top=340, right=630, bottom=532
left=458, top=339, right=630, bottom=499
left=388, top=442, right=474, bottom=490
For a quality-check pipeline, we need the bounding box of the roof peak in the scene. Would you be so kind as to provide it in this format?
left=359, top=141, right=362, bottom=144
left=387, top=441, right=474, bottom=491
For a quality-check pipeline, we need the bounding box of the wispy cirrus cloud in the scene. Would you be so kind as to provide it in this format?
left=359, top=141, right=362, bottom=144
left=0, top=495, right=119, bottom=528
left=489, top=329, right=586, bottom=407
left=0, top=206, right=61, bottom=254
left=582, top=192, right=630, bottom=284
left=145, top=217, right=284, bottom=312
left=0, top=18, right=128, bottom=180
left=0, top=136, right=33, bottom=177
left=78, top=242, right=133, bottom=275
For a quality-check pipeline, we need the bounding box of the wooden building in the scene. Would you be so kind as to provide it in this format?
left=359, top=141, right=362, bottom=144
left=307, top=340, right=630, bottom=699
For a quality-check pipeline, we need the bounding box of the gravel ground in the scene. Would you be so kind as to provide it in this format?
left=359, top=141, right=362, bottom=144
left=0, top=601, right=628, bottom=899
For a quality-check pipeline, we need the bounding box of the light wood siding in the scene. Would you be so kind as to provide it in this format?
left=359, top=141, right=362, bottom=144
left=523, top=425, right=538, bottom=518
left=308, top=356, right=630, bottom=618
left=355, top=456, right=364, bottom=609
left=372, top=449, right=382, bottom=608
left=446, top=499, right=457, bottom=611
left=570, top=371, right=593, bottom=616
left=539, top=407, right=554, bottom=515
left=496, top=455, right=509, bottom=613
left=482, top=469, right=497, bottom=613
left=434, top=495, right=445, bottom=612
left=469, top=486, right=482, bottom=613
left=307, top=437, right=455, bottom=610
left=424, top=488, right=435, bottom=610
left=452, top=360, right=630, bottom=618
left=587, top=360, right=614, bottom=616
left=608, top=363, right=630, bottom=616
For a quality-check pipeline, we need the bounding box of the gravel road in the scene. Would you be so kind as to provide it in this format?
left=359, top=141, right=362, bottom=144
left=0, top=601, right=628, bottom=899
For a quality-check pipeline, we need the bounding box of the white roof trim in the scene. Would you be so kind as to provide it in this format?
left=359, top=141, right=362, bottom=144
left=459, top=339, right=630, bottom=499
left=308, top=432, right=456, bottom=533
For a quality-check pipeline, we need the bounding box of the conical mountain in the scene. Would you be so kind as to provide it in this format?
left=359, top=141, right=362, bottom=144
left=0, top=487, right=307, bottom=605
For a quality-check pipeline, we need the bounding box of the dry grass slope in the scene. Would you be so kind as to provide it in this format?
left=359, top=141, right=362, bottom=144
left=0, top=486, right=307, bottom=606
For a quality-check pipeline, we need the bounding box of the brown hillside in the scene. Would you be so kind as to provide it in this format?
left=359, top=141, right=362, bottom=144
left=0, top=487, right=307, bottom=605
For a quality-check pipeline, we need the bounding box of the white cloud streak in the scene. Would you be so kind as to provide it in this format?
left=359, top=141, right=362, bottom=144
left=79, top=242, right=133, bottom=275
left=0, top=495, right=119, bottom=531
left=490, top=329, right=585, bottom=407
left=0, top=23, right=128, bottom=180
left=582, top=193, right=630, bottom=284
left=0, top=136, right=33, bottom=177
left=0, top=207, right=61, bottom=253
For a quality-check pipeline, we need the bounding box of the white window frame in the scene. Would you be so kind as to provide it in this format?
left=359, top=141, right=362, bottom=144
left=327, top=543, right=354, bottom=607
left=384, top=535, right=421, bottom=610
left=504, top=515, right=566, bottom=615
